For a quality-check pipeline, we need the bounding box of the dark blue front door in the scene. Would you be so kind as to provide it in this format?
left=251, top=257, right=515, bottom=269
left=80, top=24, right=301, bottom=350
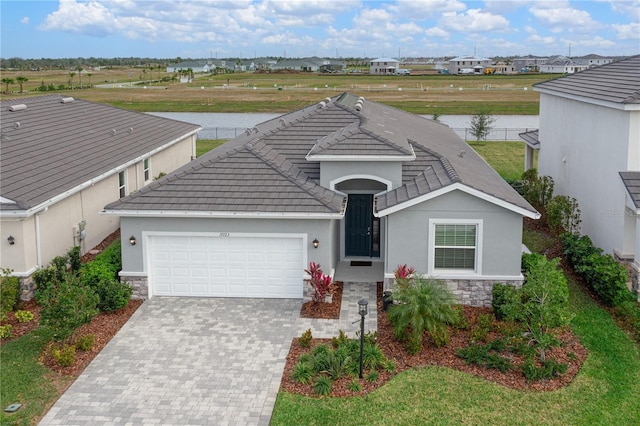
left=345, top=194, right=376, bottom=257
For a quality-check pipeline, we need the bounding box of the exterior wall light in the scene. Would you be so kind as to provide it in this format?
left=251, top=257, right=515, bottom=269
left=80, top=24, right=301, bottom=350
left=312, top=238, right=319, bottom=249
left=7, top=235, right=15, bottom=245
left=129, top=236, right=136, bottom=245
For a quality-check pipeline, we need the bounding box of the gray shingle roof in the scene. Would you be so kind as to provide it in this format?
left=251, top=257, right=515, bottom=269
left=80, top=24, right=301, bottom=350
left=105, top=93, right=536, bottom=217
left=534, top=55, right=640, bottom=104
left=620, top=172, right=640, bottom=209
left=519, top=130, right=540, bottom=148
left=0, top=94, right=201, bottom=213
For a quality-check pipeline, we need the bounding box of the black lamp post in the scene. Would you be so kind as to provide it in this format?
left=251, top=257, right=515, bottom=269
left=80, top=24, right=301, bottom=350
left=358, top=298, right=368, bottom=379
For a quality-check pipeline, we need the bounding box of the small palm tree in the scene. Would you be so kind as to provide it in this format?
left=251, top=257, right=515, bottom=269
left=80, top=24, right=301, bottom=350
left=68, top=72, right=76, bottom=89
left=16, top=76, right=28, bottom=93
left=86, top=73, right=92, bottom=88
left=1, top=77, right=14, bottom=94
left=77, top=66, right=84, bottom=88
left=388, top=276, right=458, bottom=354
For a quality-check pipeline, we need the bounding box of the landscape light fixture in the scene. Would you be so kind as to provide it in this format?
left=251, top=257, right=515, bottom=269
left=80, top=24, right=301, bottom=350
left=129, top=236, right=136, bottom=246
left=312, top=238, right=319, bottom=249
left=358, top=298, right=369, bottom=378
left=7, top=235, right=15, bottom=245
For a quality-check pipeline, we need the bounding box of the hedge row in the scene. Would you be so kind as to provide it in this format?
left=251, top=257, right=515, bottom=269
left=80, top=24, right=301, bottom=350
left=560, top=233, right=633, bottom=307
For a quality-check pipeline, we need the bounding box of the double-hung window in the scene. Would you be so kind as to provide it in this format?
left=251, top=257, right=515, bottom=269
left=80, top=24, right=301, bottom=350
left=118, top=171, right=126, bottom=198
left=429, top=219, right=482, bottom=275
left=143, top=158, right=150, bottom=182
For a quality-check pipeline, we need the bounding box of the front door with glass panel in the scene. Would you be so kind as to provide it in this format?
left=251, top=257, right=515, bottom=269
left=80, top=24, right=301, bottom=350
left=345, top=194, right=380, bottom=257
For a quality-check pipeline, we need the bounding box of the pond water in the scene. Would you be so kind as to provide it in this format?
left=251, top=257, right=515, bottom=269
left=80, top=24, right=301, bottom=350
left=148, top=112, right=539, bottom=141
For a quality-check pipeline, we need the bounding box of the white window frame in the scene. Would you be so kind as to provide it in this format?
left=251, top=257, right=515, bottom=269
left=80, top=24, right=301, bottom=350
left=428, top=219, right=483, bottom=276
left=143, top=158, right=151, bottom=183
left=118, top=171, right=127, bottom=198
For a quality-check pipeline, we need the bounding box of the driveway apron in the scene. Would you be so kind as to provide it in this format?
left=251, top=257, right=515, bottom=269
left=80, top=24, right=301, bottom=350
left=39, top=297, right=302, bottom=426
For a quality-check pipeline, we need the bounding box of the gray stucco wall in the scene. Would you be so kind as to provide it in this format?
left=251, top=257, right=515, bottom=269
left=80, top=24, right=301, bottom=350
left=320, top=161, right=402, bottom=190
left=384, top=189, right=524, bottom=278
left=120, top=216, right=339, bottom=276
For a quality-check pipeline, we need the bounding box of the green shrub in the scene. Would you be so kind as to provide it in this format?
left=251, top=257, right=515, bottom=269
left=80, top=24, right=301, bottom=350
left=520, top=169, right=554, bottom=212
left=81, top=262, right=116, bottom=288
left=94, top=239, right=122, bottom=273
left=348, top=379, right=362, bottom=392
left=521, top=356, right=568, bottom=381
left=331, top=329, right=349, bottom=348
left=546, top=195, right=581, bottom=235
left=15, top=310, right=34, bottom=323
left=456, top=343, right=513, bottom=373
left=362, top=342, right=386, bottom=370
left=365, top=370, right=380, bottom=382
left=451, top=305, right=470, bottom=330
left=313, top=376, right=332, bottom=396
left=470, top=313, right=494, bottom=343
left=291, top=360, right=313, bottom=384
left=326, top=352, right=351, bottom=380
left=388, top=276, right=457, bottom=354
left=0, top=268, right=20, bottom=314
left=521, top=252, right=545, bottom=273
left=39, top=273, right=100, bottom=342
left=67, top=246, right=82, bottom=273
left=0, top=324, right=13, bottom=339
left=299, top=328, right=312, bottom=348
left=492, top=283, right=519, bottom=321
left=93, top=279, right=132, bottom=312
left=384, top=359, right=396, bottom=373
left=75, top=334, right=95, bottom=351
left=51, top=344, right=76, bottom=367
left=33, top=266, right=58, bottom=302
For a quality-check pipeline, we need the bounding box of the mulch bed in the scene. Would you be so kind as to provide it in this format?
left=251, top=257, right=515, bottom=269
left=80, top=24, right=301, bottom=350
left=300, top=281, right=343, bottom=319
left=281, top=282, right=588, bottom=398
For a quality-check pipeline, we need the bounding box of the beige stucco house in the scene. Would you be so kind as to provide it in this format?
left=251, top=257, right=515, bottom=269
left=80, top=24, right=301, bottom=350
left=0, top=94, right=201, bottom=299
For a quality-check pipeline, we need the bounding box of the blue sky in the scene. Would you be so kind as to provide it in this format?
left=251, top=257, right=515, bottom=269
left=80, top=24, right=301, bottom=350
left=1, top=0, right=638, bottom=59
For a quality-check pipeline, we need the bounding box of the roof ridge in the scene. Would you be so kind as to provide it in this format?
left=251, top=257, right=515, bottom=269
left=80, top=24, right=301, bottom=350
left=359, top=122, right=413, bottom=155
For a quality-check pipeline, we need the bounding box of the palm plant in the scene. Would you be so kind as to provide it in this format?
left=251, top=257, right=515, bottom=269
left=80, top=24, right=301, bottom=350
left=388, top=276, right=458, bottom=354
left=15, top=76, right=28, bottom=92
left=1, top=77, right=14, bottom=94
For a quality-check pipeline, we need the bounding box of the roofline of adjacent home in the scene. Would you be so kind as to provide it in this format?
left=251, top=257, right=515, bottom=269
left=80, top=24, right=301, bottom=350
left=305, top=154, right=416, bottom=161
left=100, top=210, right=345, bottom=219
left=375, top=182, right=540, bottom=219
left=0, top=128, right=201, bottom=218
left=534, top=87, right=640, bottom=111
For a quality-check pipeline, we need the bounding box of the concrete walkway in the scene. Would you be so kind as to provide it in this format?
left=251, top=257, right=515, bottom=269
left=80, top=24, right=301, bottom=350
left=39, top=282, right=378, bottom=425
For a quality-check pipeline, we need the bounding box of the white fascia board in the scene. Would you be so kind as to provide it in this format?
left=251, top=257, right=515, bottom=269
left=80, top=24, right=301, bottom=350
left=7, top=266, right=38, bottom=277
left=535, top=87, right=640, bottom=111
left=305, top=154, right=415, bottom=162
left=101, top=209, right=344, bottom=219
left=375, top=183, right=540, bottom=219
left=0, top=129, right=201, bottom=219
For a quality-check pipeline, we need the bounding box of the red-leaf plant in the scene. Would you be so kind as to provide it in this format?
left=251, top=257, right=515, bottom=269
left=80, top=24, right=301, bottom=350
left=394, top=264, right=416, bottom=291
left=304, top=262, right=334, bottom=303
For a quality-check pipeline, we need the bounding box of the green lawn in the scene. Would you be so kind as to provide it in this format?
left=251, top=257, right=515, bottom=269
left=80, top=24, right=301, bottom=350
left=272, top=253, right=640, bottom=426
left=196, top=139, right=227, bottom=157
left=469, top=141, right=536, bottom=182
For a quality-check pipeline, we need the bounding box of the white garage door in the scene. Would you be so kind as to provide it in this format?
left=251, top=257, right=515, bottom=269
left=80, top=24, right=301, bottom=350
left=149, top=234, right=304, bottom=298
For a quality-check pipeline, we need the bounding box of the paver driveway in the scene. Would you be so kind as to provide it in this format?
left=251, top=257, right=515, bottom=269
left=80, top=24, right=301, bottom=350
left=39, top=297, right=302, bottom=426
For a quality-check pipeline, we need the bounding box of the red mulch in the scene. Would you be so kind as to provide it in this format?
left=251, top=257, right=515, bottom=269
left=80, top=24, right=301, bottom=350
left=300, top=282, right=343, bottom=319
left=281, top=282, right=588, bottom=397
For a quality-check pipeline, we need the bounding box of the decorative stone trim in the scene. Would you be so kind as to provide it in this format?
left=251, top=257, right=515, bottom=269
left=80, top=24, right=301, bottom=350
left=122, top=276, right=148, bottom=300
left=19, top=276, right=36, bottom=301
left=631, top=263, right=640, bottom=301
left=384, top=277, right=523, bottom=308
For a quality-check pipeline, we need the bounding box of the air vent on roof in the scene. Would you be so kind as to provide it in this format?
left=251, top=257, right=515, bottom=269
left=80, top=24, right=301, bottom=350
left=358, top=96, right=365, bottom=103
left=317, top=101, right=326, bottom=109
left=245, top=128, right=252, bottom=136
left=279, top=118, right=286, bottom=126
left=252, top=127, right=258, bottom=134
left=324, top=97, right=332, bottom=103
left=355, top=99, right=364, bottom=112
left=111, top=129, right=117, bottom=135
left=14, top=122, right=20, bottom=129
left=8, top=104, right=27, bottom=112
left=128, top=127, right=133, bottom=134
left=60, top=97, right=75, bottom=104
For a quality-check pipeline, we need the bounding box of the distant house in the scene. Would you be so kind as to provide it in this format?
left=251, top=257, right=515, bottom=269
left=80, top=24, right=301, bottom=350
left=370, top=58, right=400, bottom=75
left=513, top=56, right=549, bottom=72
left=271, top=57, right=345, bottom=73
left=489, top=62, right=517, bottom=75
left=530, top=55, right=640, bottom=297
left=539, top=56, right=589, bottom=74
left=166, top=60, right=227, bottom=74
left=573, top=54, right=616, bottom=67
left=0, top=95, right=201, bottom=299
left=448, top=56, right=491, bottom=75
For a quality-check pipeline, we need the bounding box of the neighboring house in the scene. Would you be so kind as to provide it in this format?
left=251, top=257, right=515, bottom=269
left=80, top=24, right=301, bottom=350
left=166, top=60, right=227, bottom=74
left=513, top=56, right=549, bottom=72
left=370, top=58, right=400, bottom=75
left=532, top=55, right=640, bottom=296
left=539, top=56, right=589, bottom=74
left=448, top=56, right=491, bottom=75
left=271, top=57, right=345, bottom=73
left=104, top=93, right=539, bottom=306
left=573, top=54, right=616, bottom=67
left=0, top=94, right=201, bottom=299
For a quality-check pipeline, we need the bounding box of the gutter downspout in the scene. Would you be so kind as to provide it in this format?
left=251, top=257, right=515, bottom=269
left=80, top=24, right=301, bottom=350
left=34, top=207, right=47, bottom=267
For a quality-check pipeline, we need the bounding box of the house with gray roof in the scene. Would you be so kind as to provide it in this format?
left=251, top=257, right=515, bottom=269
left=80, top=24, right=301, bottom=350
left=531, top=55, right=640, bottom=296
left=0, top=94, right=201, bottom=299
left=104, top=93, right=539, bottom=306
left=370, top=58, right=400, bottom=75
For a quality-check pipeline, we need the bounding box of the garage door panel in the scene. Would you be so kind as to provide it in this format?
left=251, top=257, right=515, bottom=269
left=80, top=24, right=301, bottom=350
left=149, top=235, right=303, bottom=298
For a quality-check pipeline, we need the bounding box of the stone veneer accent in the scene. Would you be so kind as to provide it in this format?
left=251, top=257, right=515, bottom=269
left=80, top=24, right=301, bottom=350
left=123, top=276, right=149, bottom=300
left=631, top=263, right=640, bottom=301
left=384, top=277, right=524, bottom=308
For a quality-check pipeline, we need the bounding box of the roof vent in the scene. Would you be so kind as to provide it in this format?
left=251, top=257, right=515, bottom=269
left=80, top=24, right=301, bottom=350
left=355, top=104, right=362, bottom=112
left=14, top=122, right=21, bottom=129
left=252, top=127, right=258, bottom=133
left=8, top=104, right=27, bottom=112
left=128, top=127, right=133, bottom=134
left=245, top=128, right=252, bottom=136
left=111, top=129, right=117, bottom=135
left=358, top=96, right=365, bottom=103
left=324, top=97, right=332, bottom=103
left=317, top=101, right=326, bottom=109
left=279, top=118, right=286, bottom=126
left=60, top=97, right=75, bottom=104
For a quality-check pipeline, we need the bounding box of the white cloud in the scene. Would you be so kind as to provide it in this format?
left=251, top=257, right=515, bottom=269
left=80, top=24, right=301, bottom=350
left=39, top=0, right=118, bottom=36
left=483, top=0, right=532, bottom=14
left=440, top=9, right=510, bottom=32
left=20, top=16, right=29, bottom=25
left=527, top=34, right=555, bottom=44
left=612, top=22, right=640, bottom=40
left=388, top=0, right=467, bottom=20
left=425, top=27, right=449, bottom=38
left=529, top=3, right=602, bottom=33
left=599, top=0, right=640, bottom=15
